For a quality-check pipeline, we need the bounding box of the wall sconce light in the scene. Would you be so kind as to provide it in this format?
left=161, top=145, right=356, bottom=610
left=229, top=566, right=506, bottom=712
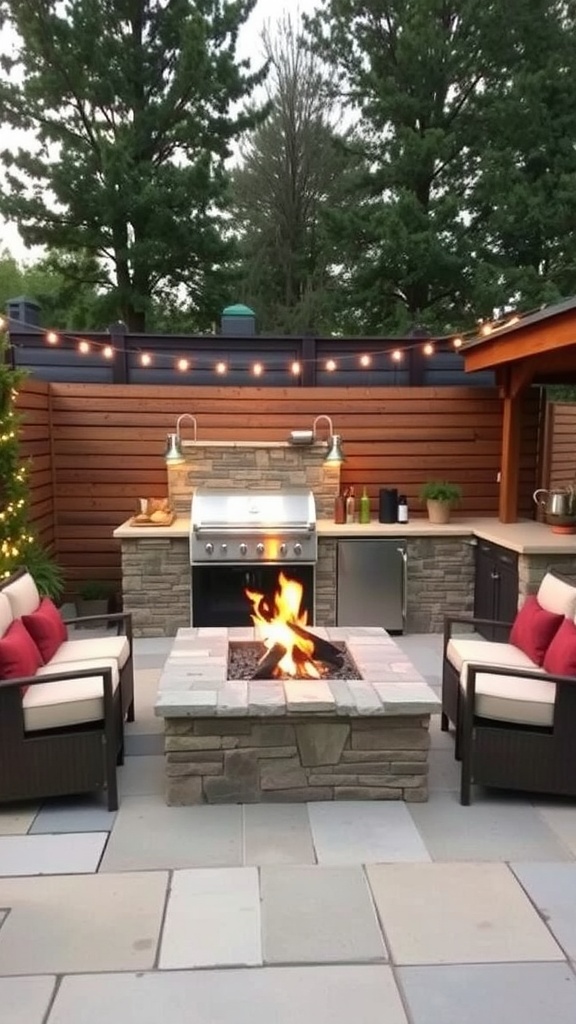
left=164, top=413, right=198, bottom=466
left=312, top=414, right=346, bottom=465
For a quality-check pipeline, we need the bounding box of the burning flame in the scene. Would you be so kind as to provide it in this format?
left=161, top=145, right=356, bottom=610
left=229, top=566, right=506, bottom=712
left=245, top=572, right=321, bottom=678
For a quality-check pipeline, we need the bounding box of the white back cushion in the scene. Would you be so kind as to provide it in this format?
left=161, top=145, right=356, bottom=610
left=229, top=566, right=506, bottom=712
left=0, top=592, right=14, bottom=638
left=536, top=572, right=576, bottom=619
left=2, top=572, right=41, bottom=618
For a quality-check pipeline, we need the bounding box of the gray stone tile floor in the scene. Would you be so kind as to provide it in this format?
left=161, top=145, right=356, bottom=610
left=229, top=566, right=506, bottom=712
left=2, top=632, right=576, bottom=1022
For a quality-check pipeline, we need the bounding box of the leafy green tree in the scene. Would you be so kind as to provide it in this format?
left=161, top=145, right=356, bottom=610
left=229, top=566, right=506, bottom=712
left=0, top=0, right=266, bottom=331
left=230, top=13, right=352, bottom=333
left=305, top=0, right=576, bottom=334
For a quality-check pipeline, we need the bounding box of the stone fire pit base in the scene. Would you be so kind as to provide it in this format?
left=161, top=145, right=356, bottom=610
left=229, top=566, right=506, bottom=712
left=164, top=714, right=431, bottom=804
left=156, top=626, right=440, bottom=805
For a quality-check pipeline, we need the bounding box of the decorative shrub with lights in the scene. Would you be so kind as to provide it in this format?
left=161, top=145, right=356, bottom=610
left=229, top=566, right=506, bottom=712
left=0, top=337, right=63, bottom=597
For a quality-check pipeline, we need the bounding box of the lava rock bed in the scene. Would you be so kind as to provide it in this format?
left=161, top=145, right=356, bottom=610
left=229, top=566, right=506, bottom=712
left=227, top=641, right=361, bottom=681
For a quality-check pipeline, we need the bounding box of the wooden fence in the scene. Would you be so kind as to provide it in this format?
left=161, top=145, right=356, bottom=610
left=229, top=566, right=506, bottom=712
left=16, top=378, right=55, bottom=554
left=16, top=380, right=542, bottom=592
left=541, top=402, right=576, bottom=493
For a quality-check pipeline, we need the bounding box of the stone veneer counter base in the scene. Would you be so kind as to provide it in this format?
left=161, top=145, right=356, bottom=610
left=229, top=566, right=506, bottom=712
left=155, top=627, right=440, bottom=805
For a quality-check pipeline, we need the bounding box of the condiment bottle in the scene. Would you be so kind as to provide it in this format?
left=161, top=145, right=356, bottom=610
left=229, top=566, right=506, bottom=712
left=359, top=487, right=370, bottom=524
left=334, top=492, right=345, bottom=524
left=345, top=486, right=355, bottom=523
left=397, top=494, right=409, bottom=523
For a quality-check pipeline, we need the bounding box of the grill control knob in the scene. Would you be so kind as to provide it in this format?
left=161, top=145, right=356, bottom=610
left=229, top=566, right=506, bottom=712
left=205, top=542, right=214, bottom=555
left=279, top=543, right=287, bottom=556
left=220, top=543, right=227, bottom=554
left=294, top=542, right=302, bottom=556
left=256, top=542, right=265, bottom=555
left=239, top=543, right=248, bottom=556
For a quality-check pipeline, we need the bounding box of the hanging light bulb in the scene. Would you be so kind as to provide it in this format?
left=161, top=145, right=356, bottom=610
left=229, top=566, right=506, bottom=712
left=290, top=360, right=301, bottom=376
left=78, top=339, right=90, bottom=354
left=453, top=336, right=463, bottom=349
left=215, top=361, right=227, bottom=375
left=325, top=359, right=337, bottom=372
left=423, top=342, right=434, bottom=356
left=177, top=358, right=189, bottom=372
left=140, top=352, right=152, bottom=366
left=103, top=345, right=114, bottom=359
left=253, top=362, right=263, bottom=376
left=391, top=349, right=402, bottom=362
left=359, top=354, right=372, bottom=367
left=46, top=330, right=59, bottom=345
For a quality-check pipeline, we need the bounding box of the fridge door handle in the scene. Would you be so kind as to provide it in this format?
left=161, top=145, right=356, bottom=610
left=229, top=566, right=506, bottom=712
left=397, top=546, right=408, bottom=625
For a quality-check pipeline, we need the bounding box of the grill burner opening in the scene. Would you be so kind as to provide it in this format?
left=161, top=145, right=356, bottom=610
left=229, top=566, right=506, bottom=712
left=228, top=641, right=362, bottom=681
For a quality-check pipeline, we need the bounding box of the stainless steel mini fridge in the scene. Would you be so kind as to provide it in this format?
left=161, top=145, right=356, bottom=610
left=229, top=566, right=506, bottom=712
left=336, top=539, right=407, bottom=632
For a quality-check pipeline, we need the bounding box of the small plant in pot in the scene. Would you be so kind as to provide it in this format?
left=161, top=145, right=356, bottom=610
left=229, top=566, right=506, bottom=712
left=76, top=580, right=115, bottom=621
left=420, top=481, right=462, bottom=524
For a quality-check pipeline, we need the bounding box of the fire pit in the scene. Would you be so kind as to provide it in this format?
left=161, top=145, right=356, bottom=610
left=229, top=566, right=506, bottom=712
left=155, top=619, right=440, bottom=805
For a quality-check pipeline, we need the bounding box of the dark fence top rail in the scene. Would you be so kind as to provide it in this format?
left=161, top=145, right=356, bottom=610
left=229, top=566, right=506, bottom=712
left=6, top=327, right=495, bottom=388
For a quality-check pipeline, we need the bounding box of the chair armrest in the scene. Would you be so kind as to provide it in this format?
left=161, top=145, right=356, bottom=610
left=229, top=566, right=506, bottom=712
left=63, top=610, right=133, bottom=644
left=462, top=661, right=576, bottom=700
left=0, top=664, right=116, bottom=690
left=443, top=614, right=514, bottom=647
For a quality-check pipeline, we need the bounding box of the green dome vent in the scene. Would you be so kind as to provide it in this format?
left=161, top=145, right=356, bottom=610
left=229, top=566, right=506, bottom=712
left=221, top=303, right=256, bottom=336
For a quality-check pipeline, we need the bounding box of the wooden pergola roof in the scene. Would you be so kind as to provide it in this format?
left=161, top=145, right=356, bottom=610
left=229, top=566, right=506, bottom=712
left=462, top=295, right=576, bottom=522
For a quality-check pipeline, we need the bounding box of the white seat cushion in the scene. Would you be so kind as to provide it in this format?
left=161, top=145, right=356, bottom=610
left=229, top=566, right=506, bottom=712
left=23, top=661, right=119, bottom=732
left=2, top=572, right=40, bottom=618
left=0, top=593, right=14, bottom=638
left=459, top=669, right=556, bottom=727
left=47, top=635, right=130, bottom=670
left=447, top=636, right=541, bottom=674
left=36, top=657, right=119, bottom=687
left=537, top=572, right=576, bottom=619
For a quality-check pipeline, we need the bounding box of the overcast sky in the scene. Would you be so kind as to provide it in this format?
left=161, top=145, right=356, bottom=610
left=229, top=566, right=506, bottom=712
left=0, top=0, right=321, bottom=262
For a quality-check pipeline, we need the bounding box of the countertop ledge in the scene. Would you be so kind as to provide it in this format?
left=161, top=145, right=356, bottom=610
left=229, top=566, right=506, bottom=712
left=113, top=516, right=576, bottom=555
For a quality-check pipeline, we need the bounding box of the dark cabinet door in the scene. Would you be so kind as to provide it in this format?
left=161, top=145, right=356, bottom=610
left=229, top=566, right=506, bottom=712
left=474, top=541, right=518, bottom=641
left=474, top=543, right=497, bottom=638
left=495, top=555, right=519, bottom=642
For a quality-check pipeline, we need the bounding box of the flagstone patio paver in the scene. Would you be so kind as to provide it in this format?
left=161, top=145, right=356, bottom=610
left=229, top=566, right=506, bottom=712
left=261, top=864, right=387, bottom=964
left=0, top=872, right=168, bottom=975
left=243, top=803, right=316, bottom=864
left=159, top=867, right=261, bottom=969
left=0, top=832, right=107, bottom=876
left=308, top=800, right=431, bottom=864
left=46, top=965, right=409, bottom=1024
left=366, top=862, right=565, bottom=964
left=0, top=976, right=57, bottom=1024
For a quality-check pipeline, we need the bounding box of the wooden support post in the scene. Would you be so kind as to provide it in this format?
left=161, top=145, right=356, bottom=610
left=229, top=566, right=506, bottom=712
left=499, top=378, right=522, bottom=523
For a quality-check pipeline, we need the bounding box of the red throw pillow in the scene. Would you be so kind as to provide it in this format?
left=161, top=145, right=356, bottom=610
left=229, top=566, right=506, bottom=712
left=22, top=597, right=68, bottom=663
left=0, top=619, right=43, bottom=680
left=543, top=617, right=576, bottom=678
left=509, top=594, right=564, bottom=666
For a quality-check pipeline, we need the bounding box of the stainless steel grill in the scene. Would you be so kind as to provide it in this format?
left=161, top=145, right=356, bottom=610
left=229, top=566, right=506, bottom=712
left=190, top=488, right=317, bottom=564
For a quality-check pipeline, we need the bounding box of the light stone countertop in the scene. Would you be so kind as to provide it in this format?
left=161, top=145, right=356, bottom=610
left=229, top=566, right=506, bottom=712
left=112, top=514, right=576, bottom=555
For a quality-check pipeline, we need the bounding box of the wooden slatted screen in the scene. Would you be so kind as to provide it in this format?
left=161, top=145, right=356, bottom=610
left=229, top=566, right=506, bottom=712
left=15, top=378, right=56, bottom=552
left=45, top=382, right=542, bottom=589
left=542, top=402, right=576, bottom=492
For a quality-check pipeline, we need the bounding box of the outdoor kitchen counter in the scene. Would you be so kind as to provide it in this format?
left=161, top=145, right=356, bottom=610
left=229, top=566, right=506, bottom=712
left=114, top=515, right=576, bottom=554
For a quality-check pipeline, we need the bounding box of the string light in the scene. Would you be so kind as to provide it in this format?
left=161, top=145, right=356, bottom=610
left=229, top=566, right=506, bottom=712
left=0, top=298, right=550, bottom=377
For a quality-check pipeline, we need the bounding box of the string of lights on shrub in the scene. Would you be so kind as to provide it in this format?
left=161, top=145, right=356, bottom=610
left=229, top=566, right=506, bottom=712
left=0, top=306, right=527, bottom=378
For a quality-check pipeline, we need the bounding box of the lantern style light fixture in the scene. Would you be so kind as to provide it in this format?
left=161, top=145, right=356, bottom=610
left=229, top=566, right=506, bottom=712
left=164, top=413, right=198, bottom=466
left=312, top=414, right=346, bottom=465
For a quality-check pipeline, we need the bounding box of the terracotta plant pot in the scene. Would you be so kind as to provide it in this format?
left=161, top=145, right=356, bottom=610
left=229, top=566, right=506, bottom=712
left=426, top=499, right=452, bottom=524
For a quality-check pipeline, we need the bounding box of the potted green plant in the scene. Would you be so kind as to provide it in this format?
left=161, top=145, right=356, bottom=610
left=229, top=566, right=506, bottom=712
left=76, top=580, right=115, bottom=620
left=24, top=542, right=65, bottom=601
left=420, top=480, right=462, bottom=524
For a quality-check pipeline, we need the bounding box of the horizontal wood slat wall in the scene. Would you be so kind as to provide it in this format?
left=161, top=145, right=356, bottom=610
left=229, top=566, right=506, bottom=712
left=15, top=378, right=56, bottom=553
left=542, top=402, right=576, bottom=491
left=45, top=382, right=541, bottom=590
